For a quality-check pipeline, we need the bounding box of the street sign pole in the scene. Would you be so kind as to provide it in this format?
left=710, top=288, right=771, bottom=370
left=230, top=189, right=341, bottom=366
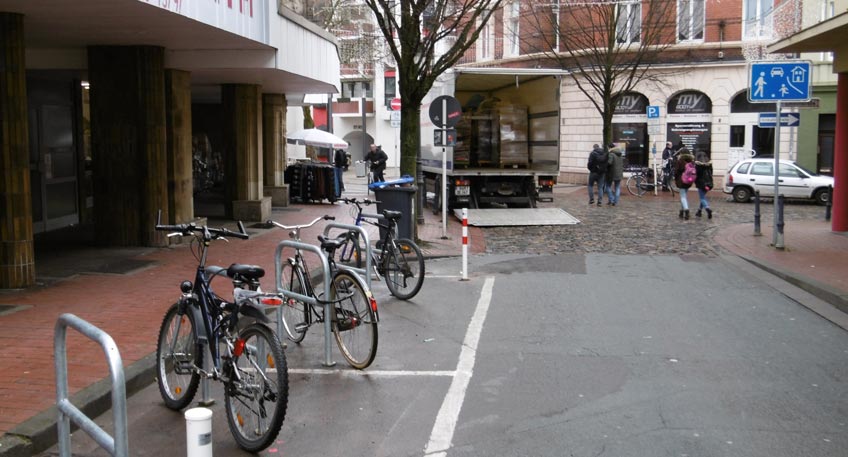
left=441, top=99, right=448, bottom=239
left=774, top=100, right=783, bottom=249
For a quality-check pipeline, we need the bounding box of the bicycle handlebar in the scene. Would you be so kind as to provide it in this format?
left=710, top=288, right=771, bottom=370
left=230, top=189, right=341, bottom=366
left=154, top=211, right=249, bottom=240
left=266, top=215, right=335, bottom=232
left=341, top=197, right=381, bottom=206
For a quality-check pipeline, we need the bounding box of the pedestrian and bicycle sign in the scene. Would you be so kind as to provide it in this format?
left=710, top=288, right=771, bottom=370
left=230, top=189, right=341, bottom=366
left=748, top=60, right=812, bottom=103
left=758, top=112, right=800, bottom=128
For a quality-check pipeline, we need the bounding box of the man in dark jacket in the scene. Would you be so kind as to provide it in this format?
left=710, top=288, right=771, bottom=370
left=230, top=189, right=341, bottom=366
left=606, top=143, right=624, bottom=206
left=333, top=148, right=347, bottom=198
left=366, top=144, right=388, bottom=182
left=587, top=144, right=608, bottom=206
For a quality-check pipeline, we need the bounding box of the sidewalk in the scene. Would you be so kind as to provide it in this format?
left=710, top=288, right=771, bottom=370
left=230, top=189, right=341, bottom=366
left=1, top=172, right=848, bottom=456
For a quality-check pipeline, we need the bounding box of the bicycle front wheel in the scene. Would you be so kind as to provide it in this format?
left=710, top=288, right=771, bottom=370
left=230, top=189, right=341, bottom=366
left=626, top=174, right=646, bottom=197
left=156, top=302, right=202, bottom=410
left=224, top=323, right=288, bottom=453
left=331, top=271, right=378, bottom=369
left=384, top=238, right=425, bottom=300
left=279, top=260, right=309, bottom=343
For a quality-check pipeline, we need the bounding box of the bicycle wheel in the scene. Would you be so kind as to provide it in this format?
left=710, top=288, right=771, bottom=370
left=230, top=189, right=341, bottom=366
left=278, top=260, right=309, bottom=343
left=224, top=323, right=288, bottom=453
left=156, top=303, right=202, bottom=410
left=383, top=238, right=425, bottom=300
left=339, top=231, right=364, bottom=269
left=626, top=174, right=646, bottom=197
left=331, top=271, right=378, bottom=369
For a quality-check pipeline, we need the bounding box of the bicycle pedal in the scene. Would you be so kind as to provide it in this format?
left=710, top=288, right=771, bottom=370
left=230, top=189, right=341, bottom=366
left=174, top=359, right=195, bottom=375
left=294, top=322, right=308, bottom=333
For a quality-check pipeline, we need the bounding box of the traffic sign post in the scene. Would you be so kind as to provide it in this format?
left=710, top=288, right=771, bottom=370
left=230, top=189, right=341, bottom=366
left=748, top=60, right=812, bottom=248
left=757, top=112, right=800, bottom=128
left=428, top=95, right=461, bottom=238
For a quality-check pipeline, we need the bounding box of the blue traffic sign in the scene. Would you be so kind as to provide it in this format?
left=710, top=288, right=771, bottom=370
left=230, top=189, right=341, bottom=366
left=758, top=112, right=800, bottom=128
left=749, top=61, right=812, bottom=102
left=646, top=105, right=660, bottom=118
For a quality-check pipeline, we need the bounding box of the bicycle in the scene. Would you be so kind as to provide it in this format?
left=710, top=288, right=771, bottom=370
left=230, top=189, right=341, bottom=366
left=153, top=216, right=288, bottom=453
left=626, top=161, right=678, bottom=197
left=269, top=215, right=379, bottom=369
left=334, top=197, right=425, bottom=300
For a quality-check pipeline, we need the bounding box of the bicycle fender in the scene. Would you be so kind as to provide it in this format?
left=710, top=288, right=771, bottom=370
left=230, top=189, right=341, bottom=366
left=238, top=302, right=271, bottom=324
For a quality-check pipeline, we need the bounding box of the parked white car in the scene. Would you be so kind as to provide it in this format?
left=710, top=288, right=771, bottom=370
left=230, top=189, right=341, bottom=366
left=724, top=158, right=834, bottom=205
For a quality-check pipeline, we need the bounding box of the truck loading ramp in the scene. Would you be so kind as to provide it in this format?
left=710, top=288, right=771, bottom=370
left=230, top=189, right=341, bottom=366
left=455, top=208, right=580, bottom=227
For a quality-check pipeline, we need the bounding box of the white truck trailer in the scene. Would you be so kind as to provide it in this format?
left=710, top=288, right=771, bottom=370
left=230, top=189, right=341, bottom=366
left=421, top=67, right=566, bottom=211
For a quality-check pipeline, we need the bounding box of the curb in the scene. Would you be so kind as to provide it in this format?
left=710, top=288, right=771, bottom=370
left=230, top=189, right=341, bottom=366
left=739, top=255, right=848, bottom=315
left=0, top=353, right=157, bottom=457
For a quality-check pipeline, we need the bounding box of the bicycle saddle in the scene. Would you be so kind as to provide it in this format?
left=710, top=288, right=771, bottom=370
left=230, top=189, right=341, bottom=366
left=382, top=210, right=402, bottom=220
left=227, top=264, right=265, bottom=280
left=317, top=235, right=343, bottom=252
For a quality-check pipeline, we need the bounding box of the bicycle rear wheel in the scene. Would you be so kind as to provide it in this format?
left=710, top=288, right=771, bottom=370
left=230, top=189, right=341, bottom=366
left=383, top=238, right=425, bottom=300
left=626, top=174, right=647, bottom=197
left=224, top=323, right=288, bottom=453
left=339, top=231, right=364, bottom=268
left=278, top=260, right=309, bottom=343
left=331, top=271, right=378, bottom=369
left=156, top=303, right=202, bottom=410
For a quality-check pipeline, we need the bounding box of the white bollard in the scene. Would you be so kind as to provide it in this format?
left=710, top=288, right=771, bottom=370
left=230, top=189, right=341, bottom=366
left=461, top=208, right=469, bottom=281
left=185, top=407, right=213, bottom=457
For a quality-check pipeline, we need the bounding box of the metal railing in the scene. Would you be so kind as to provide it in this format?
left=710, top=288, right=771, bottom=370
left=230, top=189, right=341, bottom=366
left=54, top=313, right=128, bottom=457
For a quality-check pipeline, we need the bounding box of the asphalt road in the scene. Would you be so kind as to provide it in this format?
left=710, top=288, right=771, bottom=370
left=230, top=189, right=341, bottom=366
left=37, top=249, right=848, bottom=456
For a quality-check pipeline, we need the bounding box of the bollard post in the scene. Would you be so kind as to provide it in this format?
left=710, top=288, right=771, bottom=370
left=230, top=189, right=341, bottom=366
left=775, top=194, right=785, bottom=250
left=461, top=208, right=469, bottom=281
left=826, top=185, right=833, bottom=221
left=753, top=191, right=762, bottom=236
left=185, top=407, right=213, bottom=457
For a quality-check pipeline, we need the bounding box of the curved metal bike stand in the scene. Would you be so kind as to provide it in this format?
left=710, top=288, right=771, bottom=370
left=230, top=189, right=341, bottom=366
left=274, top=240, right=336, bottom=367
left=322, top=221, right=374, bottom=290
left=54, top=313, right=127, bottom=457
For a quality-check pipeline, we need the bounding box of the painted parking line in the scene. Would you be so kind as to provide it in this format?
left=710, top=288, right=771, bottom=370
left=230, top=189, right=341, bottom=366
left=425, top=276, right=495, bottom=456
left=288, top=368, right=456, bottom=377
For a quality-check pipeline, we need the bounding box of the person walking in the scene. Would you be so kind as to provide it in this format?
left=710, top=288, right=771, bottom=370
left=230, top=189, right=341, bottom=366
left=333, top=147, right=347, bottom=198
left=366, top=144, right=388, bottom=183
left=606, top=143, right=624, bottom=206
left=694, top=150, right=714, bottom=219
left=587, top=143, right=608, bottom=206
left=661, top=141, right=675, bottom=191
left=674, top=146, right=696, bottom=219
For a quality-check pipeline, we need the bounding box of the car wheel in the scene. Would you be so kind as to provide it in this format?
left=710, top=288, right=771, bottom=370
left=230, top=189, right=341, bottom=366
left=814, top=188, right=829, bottom=206
left=732, top=186, right=753, bottom=203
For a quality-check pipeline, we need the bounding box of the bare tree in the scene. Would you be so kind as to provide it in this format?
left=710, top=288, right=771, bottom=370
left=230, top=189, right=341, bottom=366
left=523, top=0, right=677, bottom=147
left=360, top=0, right=506, bottom=206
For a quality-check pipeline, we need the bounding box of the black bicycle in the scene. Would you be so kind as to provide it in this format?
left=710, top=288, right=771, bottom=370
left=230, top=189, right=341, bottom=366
left=154, top=217, right=288, bottom=452
left=335, top=198, right=425, bottom=300
left=270, top=216, right=379, bottom=369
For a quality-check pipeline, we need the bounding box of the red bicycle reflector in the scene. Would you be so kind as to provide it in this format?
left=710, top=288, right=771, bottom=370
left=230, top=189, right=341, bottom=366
left=261, top=297, right=283, bottom=306
left=369, top=296, right=378, bottom=312
left=234, top=339, right=245, bottom=356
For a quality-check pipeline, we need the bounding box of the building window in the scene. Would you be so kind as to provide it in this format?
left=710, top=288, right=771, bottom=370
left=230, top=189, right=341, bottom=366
left=677, top=0, right=704, bottom=41
left=616, top=1, right=641, bottom=44
left=384, top=71, right=396, bottom=108
left=821, top=0, right=835, bottom=61
left=743, top=0, right=774, bottom=39
left=341, top=80, right=372, bottom=98
left=506, top=1, right=520, bottom=57
left=478, top=18, right=495, bottom=60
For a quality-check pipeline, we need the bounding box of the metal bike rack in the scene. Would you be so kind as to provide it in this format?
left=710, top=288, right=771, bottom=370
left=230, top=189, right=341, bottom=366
left=274, top=240, right=336, bottom=367
left=322, top=221, right=375, bottom=290
left=54, top=313, right=128, bottom=457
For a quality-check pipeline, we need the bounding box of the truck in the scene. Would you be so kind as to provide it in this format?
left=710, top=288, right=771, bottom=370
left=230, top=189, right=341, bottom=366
left=421, top=67, right=566, bottom=211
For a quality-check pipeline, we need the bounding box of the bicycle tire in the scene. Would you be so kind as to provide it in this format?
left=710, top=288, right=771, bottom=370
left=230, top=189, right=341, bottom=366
left=278, top=260, right=309, bottom=343
left=626, top=174, right=646, bottom=197
left=156, top=303, right=202, bottom=410
left=331, top=271, right=378, bottom=369
left=224, top=323, right=288, bottom=453
left=383, top=238, right=425, bottom=300
left=339, top=231, right=364, bottom=269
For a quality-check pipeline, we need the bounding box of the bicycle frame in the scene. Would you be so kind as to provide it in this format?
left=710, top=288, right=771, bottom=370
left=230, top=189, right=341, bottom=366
left=322, top=220, right=374, bottom=290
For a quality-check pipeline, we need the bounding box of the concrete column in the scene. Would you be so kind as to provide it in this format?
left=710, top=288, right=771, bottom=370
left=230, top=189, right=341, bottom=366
left=0, top=13, right=35, bottom=288
left=165, top=69, right=195, bottom=224
left=223, top=84, right=270, bottom=221
left=262, top=93, right=288, bottom=206
left=832, top=72, right=848, bottom=232
left=88, top=46, right=168, bottom=246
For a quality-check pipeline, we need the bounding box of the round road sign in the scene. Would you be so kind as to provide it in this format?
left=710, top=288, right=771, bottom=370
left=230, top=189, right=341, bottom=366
left=390, top=98, right=402, bottom=111
left=428, top=95, right=462, bottom=128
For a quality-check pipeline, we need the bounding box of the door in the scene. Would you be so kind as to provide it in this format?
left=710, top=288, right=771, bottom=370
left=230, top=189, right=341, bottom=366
left=29, top=104, right=79, bottom=233
left=777, top=162, right=812, bottom=198
left=749, top=161, right=775, bottom=196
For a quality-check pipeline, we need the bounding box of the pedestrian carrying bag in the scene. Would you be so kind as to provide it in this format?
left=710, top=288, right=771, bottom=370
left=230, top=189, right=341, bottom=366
left=682, top=162, right=697, bottom=185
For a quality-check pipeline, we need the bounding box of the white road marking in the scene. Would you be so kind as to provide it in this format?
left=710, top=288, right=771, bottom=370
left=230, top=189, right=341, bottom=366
left=288, top=368, right=455, bottom=377
left=424, top=276, right=495, bottom=456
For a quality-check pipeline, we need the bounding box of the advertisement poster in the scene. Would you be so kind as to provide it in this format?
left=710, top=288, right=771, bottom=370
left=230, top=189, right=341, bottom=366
left=667, top=122, right=711, bottom=156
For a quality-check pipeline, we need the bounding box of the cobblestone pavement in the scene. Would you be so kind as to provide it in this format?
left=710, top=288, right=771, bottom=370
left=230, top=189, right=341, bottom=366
left=481, top=184, right=831, bottom=257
